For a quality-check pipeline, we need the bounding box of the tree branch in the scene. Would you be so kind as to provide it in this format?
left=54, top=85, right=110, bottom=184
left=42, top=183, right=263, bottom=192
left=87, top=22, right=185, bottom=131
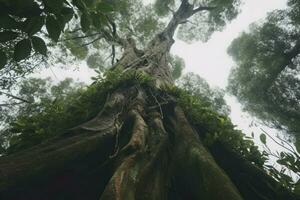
left=60, top=32, right=102, bottom=42
left=0, top=102, right=26, bottom=107
left=192, top=6, right=216, bottom=14
left=80, top=35, right=103, bottom=47
left=0, top=91, right=32, bottom=103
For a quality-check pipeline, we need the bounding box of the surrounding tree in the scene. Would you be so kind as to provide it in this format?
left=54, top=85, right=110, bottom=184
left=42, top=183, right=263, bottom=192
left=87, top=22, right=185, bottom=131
left=0, top=77, right=85, bottom=153
left=0, top=0, right=299, bottom=200
left=177, top=72, right=230, bottom=116
left=227, top=0, right=300, bottom=140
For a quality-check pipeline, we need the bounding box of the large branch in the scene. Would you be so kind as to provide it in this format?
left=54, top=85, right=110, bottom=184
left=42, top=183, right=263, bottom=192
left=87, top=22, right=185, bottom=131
left=162, top=1, right=215, bottom=42
left=0, top=91, right=32, bottom=104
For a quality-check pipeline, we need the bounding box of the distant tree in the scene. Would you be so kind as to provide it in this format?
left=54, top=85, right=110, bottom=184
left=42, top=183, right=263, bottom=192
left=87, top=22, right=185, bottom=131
left=0, top=0, right=299, bottom=200
left=227, top=0, right=300, bottom=140
left=178, top=72, right=230, bottom=116
left=0, top=77, right=85, bottom=153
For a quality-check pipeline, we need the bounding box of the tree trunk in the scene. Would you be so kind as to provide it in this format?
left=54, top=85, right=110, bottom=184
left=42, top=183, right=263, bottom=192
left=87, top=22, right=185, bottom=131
left=0, top=79, right=298, bottom=200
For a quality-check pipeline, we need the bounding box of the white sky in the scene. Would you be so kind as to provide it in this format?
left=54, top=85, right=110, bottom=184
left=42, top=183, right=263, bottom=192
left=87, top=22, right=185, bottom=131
left=37, top=0, right=293, bottom=158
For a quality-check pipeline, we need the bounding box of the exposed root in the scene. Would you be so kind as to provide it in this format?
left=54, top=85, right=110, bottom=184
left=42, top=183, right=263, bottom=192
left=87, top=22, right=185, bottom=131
left=100, top=107, right=149, bottom=200
left=0, top=128, right=116, bottom=192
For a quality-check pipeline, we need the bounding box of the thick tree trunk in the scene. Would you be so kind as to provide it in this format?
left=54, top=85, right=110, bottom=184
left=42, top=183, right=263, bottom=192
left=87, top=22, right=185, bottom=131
left=0, top=83, right=298, bottom=200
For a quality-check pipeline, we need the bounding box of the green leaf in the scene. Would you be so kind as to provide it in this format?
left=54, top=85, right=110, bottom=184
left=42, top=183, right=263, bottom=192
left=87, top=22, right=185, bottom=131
left=97, top=2, right=114, bottom=12
left=43, top=0, right=63, bottom=13
left=91, top=12, right=101, bottom=29
left=0, top=50, right=7, bottom=69
left=61, top=7, right=74, bottom=23
left=295, top=140, right=300, bottom=154
left=276, top=159, right=286, bottom=165
left=31, top=36, right=47, bottom=56
left=0, top=15, right=20, bottom=29
left=23, top=16, right=45, bottom=36
left=80, top=12, right=91, bottom=32
left=13, top=39, right=32, bottom=61
left=73, top=0, right=86, bottom=11
left=295, top=180, right=300, bottom=195
left=9, top=0, right=42, bottom=17
left=46, top=15, right=61, bottom=42
left=259, top=133, right=267, bottom=144
left=55, top=14, right=68, bottom=31
left=98, top=12, right=108, bottom=26
left=0, top=31, right=19, bottom=43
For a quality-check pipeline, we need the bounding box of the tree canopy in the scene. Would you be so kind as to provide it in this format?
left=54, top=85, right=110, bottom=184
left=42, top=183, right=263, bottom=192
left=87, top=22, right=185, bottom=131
left=227, top=0, right=300, bottom=140
left=0, top=0, right=240, bottom=89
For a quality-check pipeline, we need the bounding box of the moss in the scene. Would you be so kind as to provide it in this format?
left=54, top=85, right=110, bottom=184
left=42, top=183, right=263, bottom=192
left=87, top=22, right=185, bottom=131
left=165, top=86, right=267, bottom=168
left=5, top=69, right=153, bottom=154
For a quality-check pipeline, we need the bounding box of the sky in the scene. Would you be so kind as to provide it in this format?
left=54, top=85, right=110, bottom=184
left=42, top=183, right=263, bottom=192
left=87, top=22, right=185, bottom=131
left=37, top=0, right=293, bottom=157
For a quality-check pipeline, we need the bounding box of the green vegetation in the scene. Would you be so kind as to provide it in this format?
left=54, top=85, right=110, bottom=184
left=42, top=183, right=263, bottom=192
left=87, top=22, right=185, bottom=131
left=0, top=69, right=152, bottom=153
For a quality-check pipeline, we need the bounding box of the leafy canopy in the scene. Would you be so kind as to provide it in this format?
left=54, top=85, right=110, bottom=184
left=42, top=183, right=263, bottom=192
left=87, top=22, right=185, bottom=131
left=0, top=0, right=240, bottom=89
left=227, top=0, right=300, bottom=140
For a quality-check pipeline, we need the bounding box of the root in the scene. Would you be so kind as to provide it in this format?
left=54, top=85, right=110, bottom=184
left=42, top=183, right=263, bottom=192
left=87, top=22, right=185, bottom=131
left=100, top=108, right=149, bottom=200
left=0, top=128, right=116, bottom=193
left=135, top=111, right=171, bottom=200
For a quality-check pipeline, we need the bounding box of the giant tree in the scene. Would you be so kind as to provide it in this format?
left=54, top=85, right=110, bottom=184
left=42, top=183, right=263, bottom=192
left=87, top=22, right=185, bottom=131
left=0, top=0, right=299, bottom=199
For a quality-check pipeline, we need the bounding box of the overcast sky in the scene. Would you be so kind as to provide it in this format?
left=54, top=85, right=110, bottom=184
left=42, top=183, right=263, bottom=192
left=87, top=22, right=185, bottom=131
left=38, top=0, right=291, bottom=155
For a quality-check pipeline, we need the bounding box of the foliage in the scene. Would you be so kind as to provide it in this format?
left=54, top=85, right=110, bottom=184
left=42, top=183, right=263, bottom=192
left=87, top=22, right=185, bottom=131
left=227, top=1, right=300, bottom=140
left=257, top=130, right=300, bottom=192
left=0, top=0, right=242, bottom=89
left=0, top=69, right=153, bottom=154
left=177, top=72, right=230, bottom=115
left=0, top=77, right=85, bottom=153
left=0, top=0, right=115, bottom=89
left=169, top=54, right=185, bottom=80
left=166, top=84, right=266, bottom=168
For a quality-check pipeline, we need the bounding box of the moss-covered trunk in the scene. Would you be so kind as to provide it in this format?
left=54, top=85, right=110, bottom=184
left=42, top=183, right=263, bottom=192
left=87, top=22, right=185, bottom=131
left=0, top=83, right=298, bottom=200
